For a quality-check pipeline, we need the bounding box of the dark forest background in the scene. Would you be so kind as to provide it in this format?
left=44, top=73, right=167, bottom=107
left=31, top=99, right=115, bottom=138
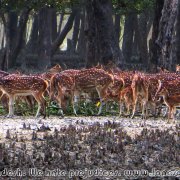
left=0, top=0, right=179, bottom=72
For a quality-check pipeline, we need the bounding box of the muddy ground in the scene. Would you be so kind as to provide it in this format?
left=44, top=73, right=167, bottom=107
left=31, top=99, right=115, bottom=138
left=0, top=116, right=179, bottom=142
left=0, top=116, right=179, bottom=180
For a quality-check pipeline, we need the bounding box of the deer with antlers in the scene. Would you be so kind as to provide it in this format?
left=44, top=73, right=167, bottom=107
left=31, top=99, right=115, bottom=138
left=0, top=75, right=48, bottom=118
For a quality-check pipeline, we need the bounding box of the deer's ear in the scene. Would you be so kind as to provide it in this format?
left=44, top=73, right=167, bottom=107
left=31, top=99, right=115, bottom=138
left=55, top=64, right=61, bottom=68
left=158, top=79, right=161, bottom=85
left=96, top=62, right=100, bottom=66
left=108, top=68, right=113, bottom=75
left=135, top=70, right=139, bottom=74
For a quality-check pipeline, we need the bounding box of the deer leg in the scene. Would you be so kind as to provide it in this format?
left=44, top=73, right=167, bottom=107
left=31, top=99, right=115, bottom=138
left=72, top=91, right=79, bottom=116
left=170, top=107, right=176, bottom=123
left=118, top=94, right=124, bottom=117
left=148, top=101, right=154, bottom=117
left=0, top=92, right=4, bottom=100
left=26, top=95, right=34, bottom=111
left=167, top=106, right=173, bottom=123
left=152, top=103, right=157, bottom=118
left=126, top=104, right=131, bottom=116
left=55, top=93, right=64, bottom=117
left=96, top=86, right=108, bottom=115
left=97, top=91, right=105, bottom=115
left=70, top=91, right=77, bottom=116
left=141, top=100, right=147, bottom=119
left=33, top=93, right=46, bottom=118
left=105, top=101, right=109, bottom=112
left=73, top=95, right=79, bottom=116
left=119, top=102, right=123, bottom=117
left=131, top=98, right=137, bottom=119
left=40, top=95, right=46, bottom=119
left=7, top=96, right=15, bottom=118
left=55, top=86, right=66, bottom=117
left=97, top=99, right=105, bottom=115
left=165, top=107, right=169, bottom=117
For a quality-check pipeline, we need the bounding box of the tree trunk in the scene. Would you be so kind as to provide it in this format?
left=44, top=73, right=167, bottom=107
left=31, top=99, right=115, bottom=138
left=51, top=9, right=77, bottom=56
left=77, top=9, right=86, bottom=59
left=38, top=7, right=52, bottom=69
left=176, top=0, right=180, bottom=65
left=93, top=0, right=121, bottom=65
left=122, top=13, right=136, bottom=63
left=132, top=15, right=139, bottom=61
left=85, top=0, right=98, bottom=67
left=58, top=12, right=64, bottom=33
left=137, top=11, right=149, bottom=65
left=27, top=14, right=39, bottom=53
left=4, top=8, right=30, bottom=69
left=7, top=11, right=18, bottom=51
left=50, top=8, right=57, bottom=41
left=72, top=10, right=81, bottom=52
left=156, top=0, right=178, bottom=71
left=85, top=0, right=122, bottom=67
left=114, top=14, right=121, bottom=48
left=149, top=0, right=164, bottom=71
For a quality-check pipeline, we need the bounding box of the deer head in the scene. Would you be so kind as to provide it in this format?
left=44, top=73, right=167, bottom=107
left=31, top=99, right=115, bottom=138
left=154, top=80, right=169, bottom=100
left=176, top=64, right=180, bottom=72
left=49, top=64, right=62, bottom=73
left=0, top=70, right=9, bottom=78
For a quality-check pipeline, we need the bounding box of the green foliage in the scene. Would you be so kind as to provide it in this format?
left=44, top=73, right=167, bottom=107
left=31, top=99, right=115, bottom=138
left=0, top=0, right=155, bottom=14
left=0, top=0, right=80, bottom=13
left=14, top=101, right=35, bottom=116
left=48, top=100, right=119, bottom=116
left=76, top=101, right=98, bottom=115
left=112, top=0, right=155, bottom=14
left=0, top=106, right=7, bottom=115
left=0, top=99, right=119, bottom=117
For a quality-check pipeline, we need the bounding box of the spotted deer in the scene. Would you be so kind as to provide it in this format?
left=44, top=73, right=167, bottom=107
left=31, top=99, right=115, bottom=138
left=157, top=67, right=170, bottom=73
left=105, top=74, right=124, bottom=102
left=131, top=73, right=149, bottom=119
left=49, top=64, right=80, bottom=78
left=51, top=67, right=111, bottom=115
left=48, top=64, right=62, bottom=73
left=139, top=72, right=179, bottom=118
left=0, top=75, right=48, bottom=118
left=31, top=64, right=63, bottom=98
left=0, top=70, right=9, bottom=78
left=119, top=86, right=133, bottom=117
left=35, top=64, right=63, bottom=84
left=49, top=67, right=83, bottom=115
left=0, top=70, right=27, bottom=110
left=176, top=64, right=180, bottom=72
left=73, top=67, right=114, bottom=115
left=155, top=79, right=180, bottom=122
left=101, top=71, right=124, bottom=113
left=142, top=73, right=163, bottom=117
left=50, top=73, right=75, bottom=116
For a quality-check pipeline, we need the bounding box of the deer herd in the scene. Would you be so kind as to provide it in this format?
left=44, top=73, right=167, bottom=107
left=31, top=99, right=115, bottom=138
left=0, top=64, right=179, bottom=123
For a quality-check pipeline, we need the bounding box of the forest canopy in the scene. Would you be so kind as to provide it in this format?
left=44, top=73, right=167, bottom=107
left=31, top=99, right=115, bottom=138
left=0, top=0, right=179, bottom=71
left=0, top=0, right=154, bottom=12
